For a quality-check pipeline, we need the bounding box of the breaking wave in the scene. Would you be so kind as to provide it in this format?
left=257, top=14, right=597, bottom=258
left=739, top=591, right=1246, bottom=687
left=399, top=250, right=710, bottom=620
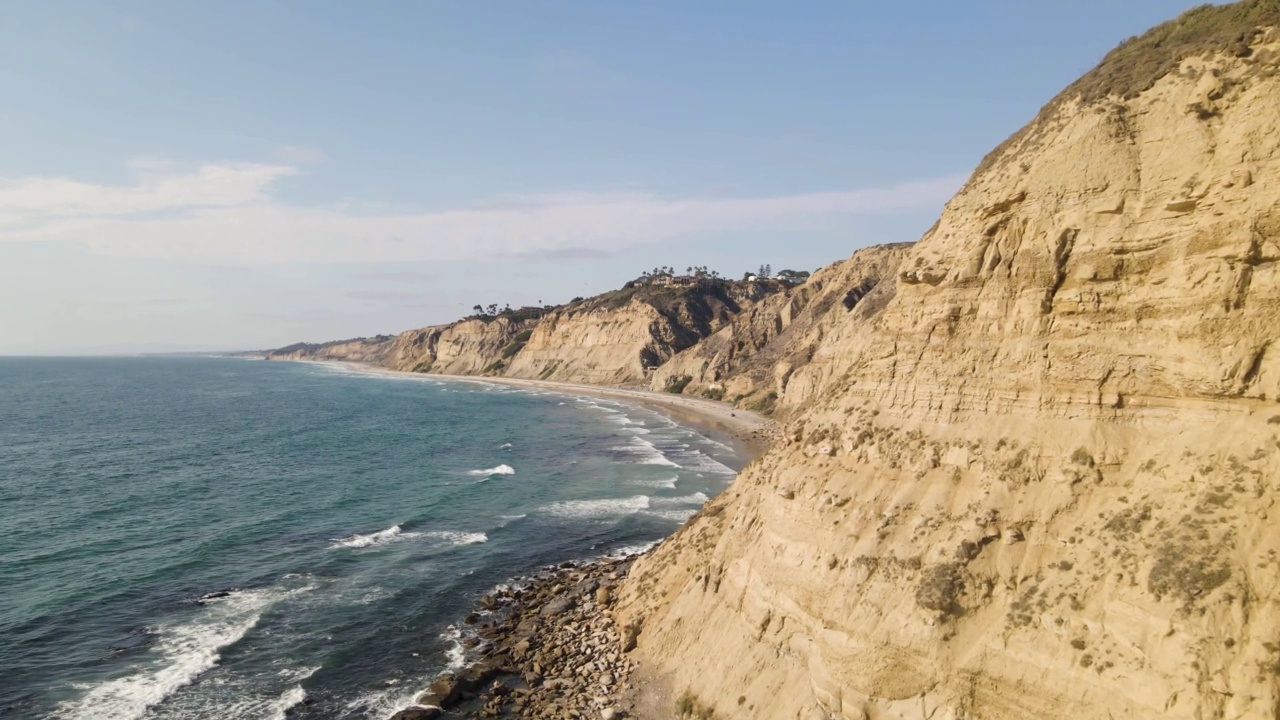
left=606, top=540, right=661, bottom=558
left=425, top=531, right=488, bottom=546
left=541, top=495, right=651, bottom=519
left=51, top=588, right=300, bottom=720
left=330, top=524, right=421, bottom=549
left=611, top=437, right=680, bottom=468
left=630, top=475, right=679, bottom=489
left=468, top=464, right=515, bottom=477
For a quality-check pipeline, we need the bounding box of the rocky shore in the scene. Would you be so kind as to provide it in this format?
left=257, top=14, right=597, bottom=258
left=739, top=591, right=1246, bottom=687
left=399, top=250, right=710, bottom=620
left=391, top=556, right=643, bottom=720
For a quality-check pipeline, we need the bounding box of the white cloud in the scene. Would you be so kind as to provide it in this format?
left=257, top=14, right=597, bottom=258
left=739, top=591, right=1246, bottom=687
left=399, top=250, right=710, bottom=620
left=0, top=161, right=294, bottom=220
left=0, top=158, right=963, bottom=265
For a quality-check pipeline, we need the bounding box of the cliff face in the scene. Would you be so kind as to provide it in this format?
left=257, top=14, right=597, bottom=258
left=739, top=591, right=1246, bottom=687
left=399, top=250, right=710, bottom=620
left=616, top=18, right=1280, bottom=720
left=265, top=336, right=396, bottom=365
left=268, top=281, right=782, bottom=386
left=650, top=245, right=910, bottom=411
left=389, top=318, right=534, bottom=376
left=504, top=281, right=772, bottom=385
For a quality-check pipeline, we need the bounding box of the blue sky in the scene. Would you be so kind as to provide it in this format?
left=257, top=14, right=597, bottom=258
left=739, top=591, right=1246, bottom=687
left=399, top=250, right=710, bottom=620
left=1, top=0, right=1201, bottom=353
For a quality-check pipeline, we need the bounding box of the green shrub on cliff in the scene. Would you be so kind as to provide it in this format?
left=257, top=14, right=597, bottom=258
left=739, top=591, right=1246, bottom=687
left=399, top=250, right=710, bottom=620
left=978, top=0, right=1280, bottom=175
left=675, top=689, right=716, bottom=719
left=500, top=329, right=534, bottom=358
left=664, top=375, right=693, bottom=394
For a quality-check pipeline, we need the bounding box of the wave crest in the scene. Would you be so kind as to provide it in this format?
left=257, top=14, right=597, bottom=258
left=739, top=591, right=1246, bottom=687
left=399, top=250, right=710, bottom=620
left=425, top=531, right=488, bottom=546
left=542, top=495, right=651, bottom=519
left=467, top=464, right=515, bottom=477
left=331, top=524, right=420, bottom=549
left=52, top=588, right=303, bottom=720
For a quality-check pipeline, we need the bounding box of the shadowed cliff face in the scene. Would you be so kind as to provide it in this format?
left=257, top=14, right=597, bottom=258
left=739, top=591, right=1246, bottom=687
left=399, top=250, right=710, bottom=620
left=650, top=244, right=911, bottom=412
left=616, top=23, right=1280, bottom=720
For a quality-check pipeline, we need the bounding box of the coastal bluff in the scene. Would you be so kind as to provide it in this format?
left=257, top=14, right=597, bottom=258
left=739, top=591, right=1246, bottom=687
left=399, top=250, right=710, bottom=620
left=262, top=4, right=1280, bottom=719
left=614, top=6, right=1280, bottom=720
left=265, top=277, right=793, bottom=387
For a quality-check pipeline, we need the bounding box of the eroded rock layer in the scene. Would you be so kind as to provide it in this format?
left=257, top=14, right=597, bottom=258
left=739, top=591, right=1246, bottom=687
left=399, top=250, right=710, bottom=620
left=269, top=280, right=783, bottom=386
left=616, top=18, right=1280, bottom=720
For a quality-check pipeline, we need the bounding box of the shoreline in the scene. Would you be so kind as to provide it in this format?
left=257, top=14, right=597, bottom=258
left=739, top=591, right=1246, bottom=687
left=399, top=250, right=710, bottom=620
left=318, top=360, right=779, bottom=468
left=286, top=357, right=777, bottom=719
left=391, top=556, right=644, bottom=720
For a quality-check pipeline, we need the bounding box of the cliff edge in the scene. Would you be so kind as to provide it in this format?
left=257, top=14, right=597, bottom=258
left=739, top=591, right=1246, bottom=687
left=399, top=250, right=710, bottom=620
left=615, top=5, right=1280, bottom=720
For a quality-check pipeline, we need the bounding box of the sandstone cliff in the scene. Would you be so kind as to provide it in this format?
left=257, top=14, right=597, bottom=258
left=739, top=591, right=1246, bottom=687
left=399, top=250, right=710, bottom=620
left=265, top=335, right=397, bottom=365
left=616, top=7, right=1280, bottom=720
left=267, top=279, right=783, bottom=386
left=650, top=244, right=910, bottom=412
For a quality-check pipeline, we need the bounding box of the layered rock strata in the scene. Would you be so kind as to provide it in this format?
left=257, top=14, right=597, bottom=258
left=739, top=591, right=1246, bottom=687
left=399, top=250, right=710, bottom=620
left=268, top=281, right=783, bottom=388
left=615, top=13, right=1280, bottom=720
left=651, top=244, right=911, bottom=411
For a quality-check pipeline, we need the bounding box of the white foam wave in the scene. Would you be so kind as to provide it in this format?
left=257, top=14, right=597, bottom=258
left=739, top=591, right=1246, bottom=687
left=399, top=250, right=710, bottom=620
left=331, top=524, right=421, bottom=549
left=607, top=540, right=660, bottom=557
left=440, top=625, right=467, bottom=670
left=672, top=450, right=735, bottom=475
left=467, top=464, right=515, bottom=477
left=499, top=442, right=513, bottom=449
left=345, top=685, right=423, bottom=720
left=279, top=665, right=321, bottom=682
left=612, top=437, right=680, bottom=468
left=646, top=508, right=699, bottom=522
left=264, top=684, right=309, bottom=720
left=650, top=507, right=701, bottom=517
left=52, top=588, right=297, bottom=720
left=425, top=531, right=488, bottom=546
left=542, top=495, right=651, bottom=519
left=631, top=476, right=678, bottom=489
left=653, top=491, right=710, bottom=505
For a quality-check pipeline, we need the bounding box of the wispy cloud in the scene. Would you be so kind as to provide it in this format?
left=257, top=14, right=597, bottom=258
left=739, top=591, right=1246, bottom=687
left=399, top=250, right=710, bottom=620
left=0, top=158, right=962, bottom=266
left=355, top=270, right=433, bottom=283
left=0, top=161, right=293, bottom=220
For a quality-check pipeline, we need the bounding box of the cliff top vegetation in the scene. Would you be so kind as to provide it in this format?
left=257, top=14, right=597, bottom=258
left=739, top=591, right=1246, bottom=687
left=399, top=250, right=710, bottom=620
left=977, top=0, right=1280, bottom=175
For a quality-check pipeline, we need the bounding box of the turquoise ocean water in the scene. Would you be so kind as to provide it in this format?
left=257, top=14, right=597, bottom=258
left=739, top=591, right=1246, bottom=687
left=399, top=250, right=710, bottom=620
left=0, top=357, right=740, bottom=719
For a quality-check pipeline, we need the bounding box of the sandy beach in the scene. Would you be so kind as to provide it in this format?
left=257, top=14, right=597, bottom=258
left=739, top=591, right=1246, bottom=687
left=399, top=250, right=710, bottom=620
left=326, top=361, right=779, bottom=467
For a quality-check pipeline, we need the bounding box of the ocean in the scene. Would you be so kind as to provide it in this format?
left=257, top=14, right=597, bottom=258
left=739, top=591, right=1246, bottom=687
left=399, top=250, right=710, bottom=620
left=0, top=357, right=741, bottom=720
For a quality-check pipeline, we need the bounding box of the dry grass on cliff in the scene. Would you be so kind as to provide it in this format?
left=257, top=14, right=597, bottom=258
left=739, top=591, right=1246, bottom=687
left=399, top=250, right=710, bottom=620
left=975, top=0, right=1280, bottom=176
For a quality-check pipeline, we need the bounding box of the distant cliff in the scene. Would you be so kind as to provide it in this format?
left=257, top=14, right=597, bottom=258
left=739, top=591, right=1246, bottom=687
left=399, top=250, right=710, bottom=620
left=650, top=243, right=911, bottom=412
left=265, top=277, right=793, bottom=389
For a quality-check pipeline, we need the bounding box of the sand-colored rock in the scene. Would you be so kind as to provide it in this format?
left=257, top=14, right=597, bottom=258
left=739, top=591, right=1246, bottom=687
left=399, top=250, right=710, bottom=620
left=504, top=282, right=764, bottom=385
left=651, top=244, right=910, bottom=411
left=616, top=23, right=1280, bottom=720
left=270, top=280, right=782, bottom=387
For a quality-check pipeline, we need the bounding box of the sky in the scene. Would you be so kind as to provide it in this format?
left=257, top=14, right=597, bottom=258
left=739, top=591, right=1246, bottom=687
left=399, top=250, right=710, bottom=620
left=0, top=0, right=1206, bottom=354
